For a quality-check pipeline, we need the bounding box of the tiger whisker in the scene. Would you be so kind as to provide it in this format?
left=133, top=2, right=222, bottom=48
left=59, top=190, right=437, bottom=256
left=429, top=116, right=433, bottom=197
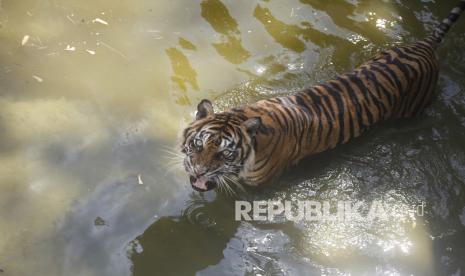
left=217, top=176, right=228, bottom=196
left=160, top=146, right=184, bottom=156
left=218, top=179, right=225, bottom=194
left=216, top=177, right=225, bottom=195
left=166, top=158, right=183, bottom=165
left=220, top=175, right=237, bottom=197
left=165, top=156, right=184, bottom=162
left=223, top=175, right=244, bottom=195
left=161, top=151, right=184, bottom=159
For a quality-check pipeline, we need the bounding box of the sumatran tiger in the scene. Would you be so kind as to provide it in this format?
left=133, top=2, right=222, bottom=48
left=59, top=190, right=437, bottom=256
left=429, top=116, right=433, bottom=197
left=180, top=1, right=465, bottom=192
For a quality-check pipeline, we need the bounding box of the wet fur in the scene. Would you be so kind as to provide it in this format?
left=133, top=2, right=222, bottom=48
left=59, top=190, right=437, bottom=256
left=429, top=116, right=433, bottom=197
left=180, top=1, right=465, bottom=190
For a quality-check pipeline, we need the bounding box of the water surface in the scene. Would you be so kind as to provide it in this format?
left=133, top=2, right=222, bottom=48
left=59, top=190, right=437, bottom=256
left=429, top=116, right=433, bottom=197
left=0, top=0, right=465, bottom=275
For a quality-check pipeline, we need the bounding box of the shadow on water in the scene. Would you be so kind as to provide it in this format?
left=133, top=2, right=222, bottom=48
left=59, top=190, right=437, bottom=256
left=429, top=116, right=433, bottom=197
left=253, top=4, right=357, bottom=69
left=166, top=46, right=199, bottom=105
left=200, top=0, right=250, bottom=64
left=299, top=0, right=388, bottom=44
left=129, top=193, right=240, bottom=276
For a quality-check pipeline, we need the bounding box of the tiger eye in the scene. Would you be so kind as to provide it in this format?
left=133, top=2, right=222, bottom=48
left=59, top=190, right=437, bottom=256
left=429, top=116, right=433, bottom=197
left=222, top=150, right=232, bottom=158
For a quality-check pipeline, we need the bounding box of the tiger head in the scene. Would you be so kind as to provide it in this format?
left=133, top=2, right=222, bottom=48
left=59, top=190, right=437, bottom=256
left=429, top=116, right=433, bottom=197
left=181, top=99, right=261, bottom=192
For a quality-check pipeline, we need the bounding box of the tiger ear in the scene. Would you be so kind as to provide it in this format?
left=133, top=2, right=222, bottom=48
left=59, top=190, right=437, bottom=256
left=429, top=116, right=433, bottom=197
left=196, top=99, right=214, bottom=120
left=243, top=117, right=262, bottom=137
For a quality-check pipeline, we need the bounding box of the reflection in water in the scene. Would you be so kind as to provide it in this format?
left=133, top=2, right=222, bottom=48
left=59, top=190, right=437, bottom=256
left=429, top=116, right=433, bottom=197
left=166, top=47, right=198, bottom=105
left=200, top=0, right=250, bottom=64
left=253, top=5, right=307, bottom=53
left=253, top=4, right=356, bottom=68
left=299, top=0, right=388, bottom=44
left=179, top=37, right=197, bottom=51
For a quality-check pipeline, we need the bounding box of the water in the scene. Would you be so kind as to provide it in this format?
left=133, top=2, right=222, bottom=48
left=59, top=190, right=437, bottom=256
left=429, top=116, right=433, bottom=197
left=0, top=0, right=464, bottom=275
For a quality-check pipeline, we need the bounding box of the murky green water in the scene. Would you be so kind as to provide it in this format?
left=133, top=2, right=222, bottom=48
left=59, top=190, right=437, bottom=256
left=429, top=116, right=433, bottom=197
left=1, top=0, right=465, bottom=275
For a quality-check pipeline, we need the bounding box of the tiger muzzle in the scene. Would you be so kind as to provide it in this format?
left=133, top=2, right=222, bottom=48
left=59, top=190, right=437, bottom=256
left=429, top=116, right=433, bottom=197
left=189, top=175, right=217, bottom=192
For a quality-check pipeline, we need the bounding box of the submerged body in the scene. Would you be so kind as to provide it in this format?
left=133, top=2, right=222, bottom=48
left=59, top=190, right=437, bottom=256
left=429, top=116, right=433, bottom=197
left=181, top=1, right=465, bottom=192
left=230, top=41, right=439, bottom=184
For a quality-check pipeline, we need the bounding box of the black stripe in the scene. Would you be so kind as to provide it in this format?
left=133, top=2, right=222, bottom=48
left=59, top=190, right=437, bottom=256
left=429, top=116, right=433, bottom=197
left=321, top=83, right=346, bottom=144
left=389, top=57, right=412, bottom=84
left=337, top=77, right=367, bottom=133
left=273, top=106, right=292, bottom=134
left=368, top=66, right=397, bottom=106
left=347, top=73, right=380, bottom=124
left=374, top=62, right=404, bottom=92
left=360, top=66, right=390, bottom=111
left=330, top=81, right=355, bottom=140
left=402, top=46, right=435, bottom=114
left=360, top=68, right=391, bottom=114
left=305, top=89, right=325, bottom=140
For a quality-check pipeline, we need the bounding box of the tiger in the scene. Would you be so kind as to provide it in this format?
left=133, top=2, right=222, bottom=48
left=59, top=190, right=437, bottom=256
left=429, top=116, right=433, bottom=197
left=180, top=1, right=465, bottom=192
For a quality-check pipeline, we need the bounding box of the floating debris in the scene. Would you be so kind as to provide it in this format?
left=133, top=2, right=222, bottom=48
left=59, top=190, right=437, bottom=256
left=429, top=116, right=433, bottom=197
left=137, top=174, right=144, bottom=185
left=32, top=75, right=43, bottom=82
left=92, top=18, right=108, bottom=25
left=86, top=49, right=96, bottom=55
left=97, top=41, right=128, bottom=60
left=66, top=14, right=76, bottom=25
left=65, top=45, right=76, bottom=51
left=144, top=30, right=164, bottom=39
left=21, top=35, right=30, bottom=46
left=94, top=216, right=107, bottom=227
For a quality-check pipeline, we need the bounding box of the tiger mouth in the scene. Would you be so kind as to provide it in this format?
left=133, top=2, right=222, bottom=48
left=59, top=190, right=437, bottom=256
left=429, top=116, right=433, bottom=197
left=189, top=176, right=217, bottom=192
